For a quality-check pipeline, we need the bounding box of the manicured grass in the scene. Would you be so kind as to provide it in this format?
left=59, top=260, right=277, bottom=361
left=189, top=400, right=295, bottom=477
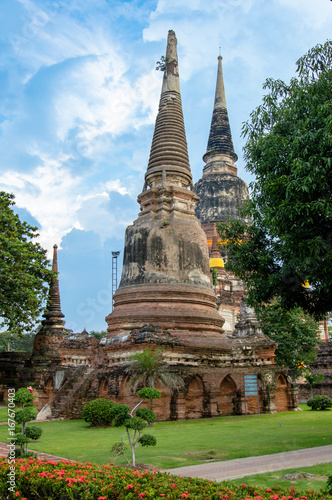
left=0, top=407, right=8, bottom=423
left=0, top=405, right=331, bottom=470
left=231, top=463, right=331, bottom=493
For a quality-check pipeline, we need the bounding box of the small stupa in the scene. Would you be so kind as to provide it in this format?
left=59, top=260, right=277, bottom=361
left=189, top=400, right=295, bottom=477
left=106, top=30, right=225, bottom=339
left=32, top=244, right=67, bottom=358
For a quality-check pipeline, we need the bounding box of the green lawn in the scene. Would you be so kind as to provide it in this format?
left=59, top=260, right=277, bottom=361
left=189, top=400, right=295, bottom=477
left=231, top=463, right=331, bottom=493
left=0, top=407, right=8, bottom=423
left=0, top=405, right=331, bottom=470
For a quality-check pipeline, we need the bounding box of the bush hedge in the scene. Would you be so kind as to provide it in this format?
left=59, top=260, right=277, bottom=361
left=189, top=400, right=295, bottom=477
left=307, top=395, right=332, bottom=411
left=82, top=398, right=116, bottom=426
left=0, top=457, right=329, bottom=500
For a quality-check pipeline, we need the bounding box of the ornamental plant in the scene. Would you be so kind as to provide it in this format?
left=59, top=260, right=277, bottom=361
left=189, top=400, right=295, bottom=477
left=111, top=387, right=160, bottom=467
left=0, top=457, right=329, bottom=500
left=307, top=394, right=332, bottom=411
left=82, top=398, right=116, bottom=426
left=13, top=387, right=42, bottom=457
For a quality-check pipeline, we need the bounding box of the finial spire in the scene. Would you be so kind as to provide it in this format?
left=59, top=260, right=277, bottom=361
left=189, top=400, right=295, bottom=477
left=203, top=54, right=238, bottom=170
left=145, top=30, right=192, bottom=191
left=161, top=29, right=180, bottom=94
left=46, top=244, right=64, bottom=318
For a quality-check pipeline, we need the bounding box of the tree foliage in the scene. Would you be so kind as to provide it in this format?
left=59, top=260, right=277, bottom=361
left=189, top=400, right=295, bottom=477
left=256, top=298, right=320, bottom=376
left=218, top=40, right=332, bottom=318
left=13, top=387, right=42, bottom=457
left=125, top=348, right=184, bottom=393
left=0, top=330, right=35, bottom=353
left=125, top=348, right=184, bottom=416
left=0, top=192, right=54, bottom=333
left=111, top=388, right=159, bottom=467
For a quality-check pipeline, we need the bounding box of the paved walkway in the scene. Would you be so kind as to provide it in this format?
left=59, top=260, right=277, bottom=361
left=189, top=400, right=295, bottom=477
left=164, top=445, right=332, bottom=481
left=0, top=442, right=74, bottom=462
left=1, top=442, right=331, bottom=481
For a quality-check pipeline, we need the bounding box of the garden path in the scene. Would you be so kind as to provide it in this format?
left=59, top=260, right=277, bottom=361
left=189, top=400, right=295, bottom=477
left=164, top=445, right=332, bottom=481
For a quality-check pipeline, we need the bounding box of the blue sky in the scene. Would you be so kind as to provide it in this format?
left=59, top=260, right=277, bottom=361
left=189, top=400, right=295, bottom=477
left=1, top=0, right=331, bottom=333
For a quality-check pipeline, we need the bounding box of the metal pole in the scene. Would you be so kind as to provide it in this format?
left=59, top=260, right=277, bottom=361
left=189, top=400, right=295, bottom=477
left=111, top=251, right=120, bottom=310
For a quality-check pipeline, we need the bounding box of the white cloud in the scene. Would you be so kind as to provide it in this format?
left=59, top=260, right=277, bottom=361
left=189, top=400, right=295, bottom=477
left=277, top=0, right=332, bottom=30
left=53, top=55, right=161, bottom=148
left=0, top=150, right=130, bottom=254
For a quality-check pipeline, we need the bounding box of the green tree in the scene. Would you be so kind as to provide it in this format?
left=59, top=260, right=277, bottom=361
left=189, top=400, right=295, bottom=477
left=0, top=192, right=54, bottom=334
left=14, top=387, right=42, bottom=457
left=111, top=387, right=159, bottom=467
left=218, top=40, right=332, bottom=318
left=257, top=298, right=320, bottom=376
left=125, top=347, right=184, bottom=411
left=89, top=330, right=107, bottom=340
left=0, top=330, right=35, bottom=353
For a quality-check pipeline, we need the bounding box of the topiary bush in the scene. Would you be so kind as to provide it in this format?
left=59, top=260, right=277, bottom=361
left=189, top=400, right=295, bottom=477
left=136, top=408, right=156, bottom=424
left=12, top=387, right=42, bottom=457
left=307, top=394, right=332, bottom=410
left=26, top=425, right=43, bottom=440
left=81, top=398, right=116, bottom=426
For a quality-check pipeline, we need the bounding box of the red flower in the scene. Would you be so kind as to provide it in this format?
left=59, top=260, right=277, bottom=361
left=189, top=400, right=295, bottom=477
left=97, top=497, right=107, bottom=500
left=126, top=483, right=134, bottom=490
left=15, top=492, right=20, bottom=497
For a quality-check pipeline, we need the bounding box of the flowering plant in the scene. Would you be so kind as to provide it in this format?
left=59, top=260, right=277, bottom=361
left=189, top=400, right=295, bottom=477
left=0, top=458, right=329, bottom=500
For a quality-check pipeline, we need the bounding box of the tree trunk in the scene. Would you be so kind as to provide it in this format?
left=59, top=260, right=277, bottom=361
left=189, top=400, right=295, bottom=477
left=127, top=428, right=136, bottom=467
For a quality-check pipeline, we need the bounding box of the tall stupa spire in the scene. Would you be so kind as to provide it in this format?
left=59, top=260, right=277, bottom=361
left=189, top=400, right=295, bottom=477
left=106, top=30, right=225, bottom=341
left=145, top=30, right=192, bottom=194
left=32, top=244, right=66, bottom=358
left=203, top=55, right=238, bottom=176
left=45, top=244, right=65, bottom=319
left=195, top=54, right=250, bottom=227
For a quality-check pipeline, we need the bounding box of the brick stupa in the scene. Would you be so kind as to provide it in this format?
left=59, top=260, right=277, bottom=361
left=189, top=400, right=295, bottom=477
left=106, top=30, right=225, bottom=340
left=32, top=244, right=67, bottom=358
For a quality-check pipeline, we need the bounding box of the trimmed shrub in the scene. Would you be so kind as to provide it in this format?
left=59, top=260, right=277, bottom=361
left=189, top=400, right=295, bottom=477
left=26, top=425, right=43, bottom=440
left=307, top=394, right=332, bottom=410
left=15, top=407, right=37, bottom=424
left=138, top=434, right=157, bottom=447
left=136, top=408, right=156, bottom=424
left=14, top=387, right=34, bottom=406
left=82, top=398, right=116, bottom=426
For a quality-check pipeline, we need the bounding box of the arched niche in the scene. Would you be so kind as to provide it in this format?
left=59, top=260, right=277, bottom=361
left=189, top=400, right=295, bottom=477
left=185, top=376, right=204, bottom=419
left=275, top=374, right=291, bottom=412
left=151, top=380, right=172, bottom=421
left=98, top=378, right=109, bottom=399
left=219, top=375, right=237, bottom=415
left=45, top=377, right=54, bottom=404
